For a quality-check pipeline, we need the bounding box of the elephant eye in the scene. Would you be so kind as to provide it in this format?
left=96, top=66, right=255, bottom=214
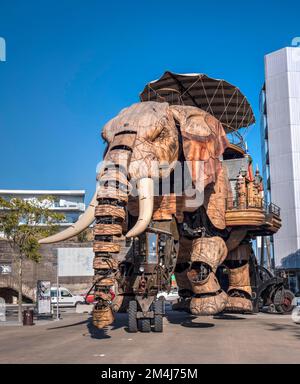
left=110, top=131, right=137, bottom=152
left=115, top=130, right=136, bottom=136
left=110, top=145, right=133, bottom=152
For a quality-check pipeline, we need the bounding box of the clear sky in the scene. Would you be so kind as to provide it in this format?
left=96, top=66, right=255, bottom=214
left=0, top=0, right=299, bottom=202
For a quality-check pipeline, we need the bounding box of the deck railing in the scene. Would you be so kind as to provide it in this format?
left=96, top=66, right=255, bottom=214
left=226, top=198, right=280, bottom=217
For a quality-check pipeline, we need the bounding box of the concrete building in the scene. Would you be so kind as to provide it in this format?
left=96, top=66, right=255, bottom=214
left=0, top=239, right=94, bottom=303
left=0, top=189, right=86, bottom=228
left=0, top=190, right=92, bottom=303
left=261, top=47, right=300, bottom=292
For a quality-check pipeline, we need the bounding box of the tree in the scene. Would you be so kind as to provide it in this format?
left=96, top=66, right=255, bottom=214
left=0, top=196, right=65, bottom=323
left=77, top=228, right=93, bottom=243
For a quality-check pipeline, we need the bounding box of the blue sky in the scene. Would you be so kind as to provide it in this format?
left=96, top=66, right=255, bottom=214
left=0, top=0, right=299, bottom=202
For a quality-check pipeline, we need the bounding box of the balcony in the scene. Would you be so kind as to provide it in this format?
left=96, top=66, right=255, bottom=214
left=225, top=198, right=281, bottom=235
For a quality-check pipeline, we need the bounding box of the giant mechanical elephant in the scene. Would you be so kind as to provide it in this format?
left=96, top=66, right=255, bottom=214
left=40, top=101, right=260, bottom=328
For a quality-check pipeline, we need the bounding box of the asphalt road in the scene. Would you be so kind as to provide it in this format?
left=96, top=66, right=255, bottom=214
left=0, top=306, right=300, bottom=364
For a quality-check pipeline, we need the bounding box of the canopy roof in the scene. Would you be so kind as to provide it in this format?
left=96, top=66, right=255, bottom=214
left=140, top=71, right=255, bottom=132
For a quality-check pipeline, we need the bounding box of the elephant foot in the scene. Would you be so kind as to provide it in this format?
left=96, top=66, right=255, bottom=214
left=224, top=259, right=253, bottom=314
left=190, top=291, right=228, bottom=316
left=92, top=306, right=114, bottom=329
left=172, top=297, right=191, bottom=312
left=225, top=291, right=253, bottom=314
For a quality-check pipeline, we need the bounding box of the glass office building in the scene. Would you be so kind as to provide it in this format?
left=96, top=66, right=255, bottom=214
left=260, top=47, right=300, bottom=293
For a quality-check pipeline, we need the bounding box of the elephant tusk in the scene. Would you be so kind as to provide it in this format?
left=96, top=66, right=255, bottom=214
left=38, top=191, right=98, bottom=244
left=126, top=177, right=154, bottom=238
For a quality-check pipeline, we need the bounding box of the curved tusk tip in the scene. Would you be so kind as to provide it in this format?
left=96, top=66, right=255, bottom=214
left=125, top=230, right=137, bottom=238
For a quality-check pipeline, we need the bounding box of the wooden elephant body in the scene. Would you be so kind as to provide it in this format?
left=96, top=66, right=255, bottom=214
left=40, top=101, right=281, bottom=329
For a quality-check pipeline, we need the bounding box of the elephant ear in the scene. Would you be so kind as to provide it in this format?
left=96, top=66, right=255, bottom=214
left=169, top=105, right=229, bottom=188
left=204, top=163, right=232, bottom=230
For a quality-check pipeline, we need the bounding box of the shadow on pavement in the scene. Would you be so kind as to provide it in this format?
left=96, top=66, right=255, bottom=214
left=181, top=321, right=214, bottom=328
left=213, top=313, right=246, bottom=320
left=47, top=320, right=88, bottom=330
left=265, top=322, right=300, bottom=339
left=165, top=310, right=215, bottom=328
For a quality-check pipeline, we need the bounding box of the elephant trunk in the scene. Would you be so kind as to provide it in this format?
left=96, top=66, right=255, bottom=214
left=92, top=166, right=129, bottom=328
left=93, top=173, right=154, bottom=327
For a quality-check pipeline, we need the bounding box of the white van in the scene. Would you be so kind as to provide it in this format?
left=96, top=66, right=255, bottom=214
left=50, top=286, right=85, bottom=308
left=157, top=288, right=179, bottom=302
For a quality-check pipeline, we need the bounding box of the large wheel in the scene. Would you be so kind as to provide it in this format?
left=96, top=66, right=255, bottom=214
left=140, top=318, right=151, bottom=332
left=275, top=289, right=294, bottom=314
left=153, top=298, right=164, bottom=332
left=128, top=300, right=138, bottom=333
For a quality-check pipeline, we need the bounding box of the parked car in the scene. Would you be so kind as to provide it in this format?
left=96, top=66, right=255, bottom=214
left=75, top=290, right=117, bottom=314
left=292, top=294, right=300, bottom=324
left=50, top=286, right=85, bottom=308
left=84, top=290, right=116, bottom=304
left=157, top=288, right=179, bottom=302
left=85, top=293, right=95, bottom=304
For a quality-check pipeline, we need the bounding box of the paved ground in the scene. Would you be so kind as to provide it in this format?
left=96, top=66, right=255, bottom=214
left=0, top=305, right=300, bottom=364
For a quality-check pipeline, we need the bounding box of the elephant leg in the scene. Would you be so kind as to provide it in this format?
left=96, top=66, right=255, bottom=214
left=172, top=237, right=193, bottom=311
left=173, top=266, right=193, bottom=311
left=188, top=236, right=228, bottom=315
left=224, top=244, right=253, bottom=313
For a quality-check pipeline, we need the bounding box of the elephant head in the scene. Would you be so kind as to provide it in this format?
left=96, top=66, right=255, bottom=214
left=39, top=101, right=229, bottom=244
